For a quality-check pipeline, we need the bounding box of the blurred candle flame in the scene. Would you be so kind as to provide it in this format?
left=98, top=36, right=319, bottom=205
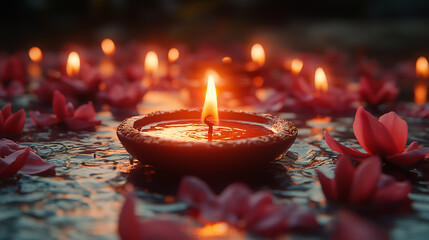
left=416, top=56, right=429, bottom=79
left=202, top=72, right=219, bottom=125
left=315, top=67, right=328, bottom=93
left=168, top=48, right=179, bottom=63
left=222, top=56, right=232, bottom=64
left=291, top=59, right=303, bottom=75
left=253, top=76, right=264, bottom=87
left=251, top=43, right=265, bottom=67
left=101, top=39, right=115, bottom=56
left=29, top=47, right=42, bottom=62
left=415, top=82, right=427, bottom=105
left=66, top=51, right=80, bottom=78
left=195, top=222, right=228, bottom=238
left=144, top=51, right=158, bottom=74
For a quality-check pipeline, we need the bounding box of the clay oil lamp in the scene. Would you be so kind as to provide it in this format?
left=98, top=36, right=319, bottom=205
left=117, top=73, right=297, bottom=175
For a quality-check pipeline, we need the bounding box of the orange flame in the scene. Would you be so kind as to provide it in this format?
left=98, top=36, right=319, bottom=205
left=291, top=59, right=303, bottom=76
left=101, top=38, right=115, bottom=56
left=251, top=43, right=265, bottom=67
left=66, top=51, right=80, bottom=78
left=222, top=56, right=232, bottom=64
left=415, top=82, right=427, bottom=105
left=195, top=222, right=228, bottom=237
left=144, top=51, right=158, bottom=74
left=168, top=48, right=179, bottom=63
left=29, top=47, right=42, bottom=62
left=202, top=72, right=219, bottom=125
left=314, top=67, right=328, bottom=93
left=416, top=57, right=429, bottom=79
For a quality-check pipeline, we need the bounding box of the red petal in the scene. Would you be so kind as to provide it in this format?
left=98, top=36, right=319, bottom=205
left=217, top=183, right=252, bottom=223
left=0, top=111, right=4, bottom=133
left=63, top=118, right=100, bottom=131
left=177, top=176, right=216, bottom=208
left=18, top=151, right=56, bottom=175
left=73, top=102, right=96, bottom=121
left=244, top=191, right=274, bottom=228
left=118, top=190, right=142, bottom=240
left=378, top=111, right=407, bottom=154
left=247, top=204, right=288, bottom=237
left=372, top=178, right=411, bottom=207
left=334, top=156, right=355, bottom=202
left=2, top=109, right=25, bottom=135
left=283, top=204, right=319, bottom=232
left=349, top=156, right=381, bottom=204
left=353, top=106, right=398, bottom=156
left=53, top=90, right=71, bottom=120
left=29, top=111, right=60, bottom=126
left=316, top=169, right=338, bottom=201
left=1, top=104, right=12, bottom=119
left=139, top=220, right=190, bottom=240
left=0, top=149, right=29, bottom=178
left=386, top=147, right=429, bottom=166
left=324, top=131, right=369, bottom=161
left=405, top=141, right=419, bottom=152
left=331, top=211, right=389, bottom=240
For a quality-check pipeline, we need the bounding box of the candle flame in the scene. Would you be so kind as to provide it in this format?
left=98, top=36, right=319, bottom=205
left=202, top=72, right=219, bottom=125
left=101, top=38, right=115, bottom=56
left=416, top=56, right=429, bottom=79
left=168, top=48, right=179, bottom=63
left=315, top=67, right=328, bottom=92
left=144, top=51, right=158, bottom=74
left=195, top=222, right=229, bottom=237
left=253, top=76, right=264, bottom=87
left=251, top=43, right=265, bottom=67
left=415, top=82, right=427, bottom=105
left=66, top=51, right=80, bottom=78
left=29, top=47, right=42, bottom=62
left=291, top=59, right=303, bottom=75
left=222, top=56, right=232, bottom=64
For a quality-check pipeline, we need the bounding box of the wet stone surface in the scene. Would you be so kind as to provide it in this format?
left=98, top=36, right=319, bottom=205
left=1, top=110, right=429, bottom=240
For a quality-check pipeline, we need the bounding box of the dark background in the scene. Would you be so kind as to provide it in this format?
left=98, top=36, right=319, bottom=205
left=1, top=0, right=429, bottom=57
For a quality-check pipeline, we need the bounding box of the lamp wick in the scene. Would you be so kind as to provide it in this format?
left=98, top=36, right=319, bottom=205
left=204, top=115, right=214, bottom=142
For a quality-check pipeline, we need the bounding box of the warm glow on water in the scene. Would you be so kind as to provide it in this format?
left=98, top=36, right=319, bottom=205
left=140, top=120, right=276, bottom=142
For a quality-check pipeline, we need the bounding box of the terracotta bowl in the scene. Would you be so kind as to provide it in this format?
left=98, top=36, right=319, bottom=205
left=117, top=109, right=297, bottom=175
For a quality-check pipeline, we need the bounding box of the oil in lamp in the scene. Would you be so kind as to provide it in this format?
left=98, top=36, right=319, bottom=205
left=117, top=72, right=297, bottom=175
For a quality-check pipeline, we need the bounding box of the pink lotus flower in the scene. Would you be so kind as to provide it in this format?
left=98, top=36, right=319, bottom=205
left=178, top=176, right=318, bottom=238
left=325, top=106, right=429, bottom=165
left=99, top=81, right=146, bottom=108
left=30, top=90, right=101, bottom=131
left=118, top=188, right=190, bottom=240
left=317, top=156, right=410, bottom=209
left=0, top=138, right=55, bottom=178
left=358, top=76, right=398, bottom=107
left=0, top=104, right=25, bottom=135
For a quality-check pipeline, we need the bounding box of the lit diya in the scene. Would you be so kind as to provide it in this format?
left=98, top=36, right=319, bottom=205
left=117, top=73, right=297, bottom=174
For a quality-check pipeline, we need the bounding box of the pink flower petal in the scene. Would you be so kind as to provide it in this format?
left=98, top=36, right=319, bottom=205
left=348, top=156, right=381, bottom=204
left=386, top=147, right=429, bottom=166
left=73, top=102, right=96, bottom=121
left=334, top=156, right=355, bottom=202
left=2, top=109, right=25, bottom=135
left=63, top=118, right=100, bottom=131
left=353, top=107, right=399, bottom=156
left=0, top=149, right=29, bottom=178
left=405, top=141, right=419, bottom=152
left=282, top=204, right=319, bottom=232
left=53, top=90, right=71, bottom=120
left=247, top=204, right=288, bottom=238
left=118, top=190, right=142, bottom=240
left=177, top=176, right=217, bottom=208
left=29, top=111, right=61, bottom=126
left=139, top=220, right=190, bottom=240
left=372, top=177, right=410, bottom=207
left=324, top=131, right=369, bottom=161
left=244, top=191, right=274, bottom=228
left=331, top=211, right=388, bottom=240
left=378, top=111, right=407, bottom=154
left=1, top=104, right=12, bottom=119
left=316, top=169, right=338, bottom=201
left=217, top=183, right=252, bottom=223
left=18, top=151, right=56, bottom=175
